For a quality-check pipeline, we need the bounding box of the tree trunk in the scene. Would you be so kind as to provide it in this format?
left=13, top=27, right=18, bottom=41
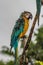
left=20, top=13, right=39, bottom=65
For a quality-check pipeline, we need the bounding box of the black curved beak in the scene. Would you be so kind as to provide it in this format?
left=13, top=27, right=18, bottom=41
left=30, top=14, right=33, bottom=19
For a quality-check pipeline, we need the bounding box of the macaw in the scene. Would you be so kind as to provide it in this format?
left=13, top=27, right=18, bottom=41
left=10, top=11, right=32, bottom=65
left=10, top=11, right=32, bottom=50
left=36, top=0, right=41, bottom=25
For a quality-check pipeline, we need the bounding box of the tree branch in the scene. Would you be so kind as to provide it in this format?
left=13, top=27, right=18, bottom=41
left=20, top=13, right=39, bottom=65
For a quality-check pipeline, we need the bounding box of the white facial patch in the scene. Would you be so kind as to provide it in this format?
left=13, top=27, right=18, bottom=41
left=25, top=13, right=30, bottom=18
left=26, top=15, right=29, bottom=18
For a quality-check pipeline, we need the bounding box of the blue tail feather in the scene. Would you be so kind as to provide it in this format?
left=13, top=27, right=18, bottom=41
left=10, top=38, right=18, bottom=49
left=14, top=40, right=18, bottom=49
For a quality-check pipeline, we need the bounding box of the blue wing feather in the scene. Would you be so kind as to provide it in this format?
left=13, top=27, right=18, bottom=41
left=10, top=18, right=24, bottom=49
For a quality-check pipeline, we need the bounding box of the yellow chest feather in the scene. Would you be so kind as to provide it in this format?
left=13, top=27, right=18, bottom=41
left=19, top=17, right=29, bottom=38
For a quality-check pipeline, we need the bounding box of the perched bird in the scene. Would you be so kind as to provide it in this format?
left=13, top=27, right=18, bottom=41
left=10, top=11, right=32, bottom=50
left=36, top=0, right=41, bottom=25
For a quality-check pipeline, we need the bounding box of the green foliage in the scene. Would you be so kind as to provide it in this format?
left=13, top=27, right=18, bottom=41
left=0, top=61, right=5, bottom=65
left=26, top=41, right=36, bottom=57
left=23, top=26, right=43, bottom=62
left=6, top=61, right=14, bottom=65
left=35, top=61, right=43, bottom=65
left=35, top=63, right=40, bottom=65
left=0, top=61, right=14, bottom=65
left=1, top=46, right=15, bottom=56
left=27, top=41, right=43, bottom=61
left=34, top=26, right=43, bottom=49
left=34, top=26, right=43, bottom=61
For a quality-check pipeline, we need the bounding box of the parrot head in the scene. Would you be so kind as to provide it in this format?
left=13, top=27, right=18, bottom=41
left=20, top=11, right=33, bottom=20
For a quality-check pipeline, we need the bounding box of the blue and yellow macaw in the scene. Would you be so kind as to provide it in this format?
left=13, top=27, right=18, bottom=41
left=36, top=0, right=41, bottom=25
left=10, top=11, right=32, bottom=50
left=10, top=11, right=32, bottom=65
